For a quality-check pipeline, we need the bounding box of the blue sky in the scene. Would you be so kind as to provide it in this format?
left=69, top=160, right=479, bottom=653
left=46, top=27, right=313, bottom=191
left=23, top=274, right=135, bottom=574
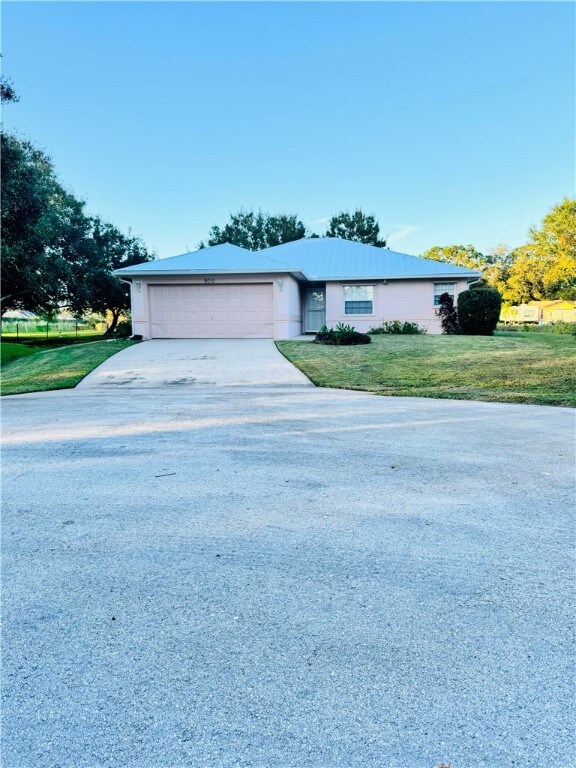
left=3, top=1, right=574, bottom=258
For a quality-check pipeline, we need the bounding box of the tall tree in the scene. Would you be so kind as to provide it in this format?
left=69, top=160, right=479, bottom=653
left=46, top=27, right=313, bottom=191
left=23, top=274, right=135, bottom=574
left=529, top=197, right=576, bottom=300
left=325, top=210, right=386, bottom=247
left=0, top=76, right=19, bottom=103
left=202, top=210, right=306, bottom=251
left=0, top=57, right=19, bottom=103
left=77, top=219, right=154, bottom=334
left=1, top=132, right=154, bottom=325
left=488, top=199, right=576, bottom=304
left=1, top=133, right=81, bottom=314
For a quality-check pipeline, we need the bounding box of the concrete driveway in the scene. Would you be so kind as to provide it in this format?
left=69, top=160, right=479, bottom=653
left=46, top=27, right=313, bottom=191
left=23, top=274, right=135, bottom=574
left=1, top=381, right=574, bottom=767
left=77, top=339, right=312, bottom=389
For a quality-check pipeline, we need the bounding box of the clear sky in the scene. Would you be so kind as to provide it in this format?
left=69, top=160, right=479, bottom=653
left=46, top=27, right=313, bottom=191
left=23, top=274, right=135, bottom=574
left=2, top=1, right=574, bottom=258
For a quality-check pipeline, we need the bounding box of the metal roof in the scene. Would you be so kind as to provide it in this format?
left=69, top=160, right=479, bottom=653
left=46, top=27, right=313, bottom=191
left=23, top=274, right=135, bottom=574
left=114, top=242, right=291, bottom=275
left=115, top=238, right=481, bottom=280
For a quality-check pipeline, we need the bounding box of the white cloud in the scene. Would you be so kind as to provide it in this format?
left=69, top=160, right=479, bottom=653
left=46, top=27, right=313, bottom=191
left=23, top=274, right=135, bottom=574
left=385, top=224, right=421, bottom=245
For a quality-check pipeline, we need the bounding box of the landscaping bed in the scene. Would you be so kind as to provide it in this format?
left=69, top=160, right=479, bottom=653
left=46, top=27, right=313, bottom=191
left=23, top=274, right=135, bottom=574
left=277, top=332, right=576, bottom=406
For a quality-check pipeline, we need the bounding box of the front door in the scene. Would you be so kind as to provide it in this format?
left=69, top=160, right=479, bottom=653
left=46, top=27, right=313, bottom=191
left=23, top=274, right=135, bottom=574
left=304, top=288, right=326, bottom=332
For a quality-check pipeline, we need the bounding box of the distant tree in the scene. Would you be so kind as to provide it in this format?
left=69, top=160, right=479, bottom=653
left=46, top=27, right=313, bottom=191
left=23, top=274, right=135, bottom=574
left=202, top=210, right=307, bottom=251
left=325, top=210, right=386, bottom=247
left=437, top=292, right=459, bottom=334
left=421, top=244, right=488, bottom=270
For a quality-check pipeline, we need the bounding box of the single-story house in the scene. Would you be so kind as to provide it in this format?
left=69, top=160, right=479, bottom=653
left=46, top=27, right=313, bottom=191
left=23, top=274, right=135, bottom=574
left=115, top=237, right=481, bottom=339
left=500, top=300, right=576, bottom=324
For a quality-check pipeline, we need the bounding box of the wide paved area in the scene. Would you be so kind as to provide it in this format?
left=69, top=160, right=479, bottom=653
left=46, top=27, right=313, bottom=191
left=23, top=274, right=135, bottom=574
left=2, top=384, right=574, bottom=767
left=77, top=339, right=313, bottom=389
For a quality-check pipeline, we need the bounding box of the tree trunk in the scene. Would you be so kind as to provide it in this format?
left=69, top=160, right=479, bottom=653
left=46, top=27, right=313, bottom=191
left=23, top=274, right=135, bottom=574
left=105, top=310, right=121, bottom=335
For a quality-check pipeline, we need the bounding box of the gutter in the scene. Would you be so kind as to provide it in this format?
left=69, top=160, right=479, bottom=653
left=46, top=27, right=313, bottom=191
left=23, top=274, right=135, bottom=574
left=115, top=269, right=480, bottom=282
left=114, top=268, right=309, bottom=281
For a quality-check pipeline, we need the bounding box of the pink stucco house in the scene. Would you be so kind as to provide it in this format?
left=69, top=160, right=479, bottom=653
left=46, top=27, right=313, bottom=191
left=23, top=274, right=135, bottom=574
left=115, top=238, right=480, bottom=339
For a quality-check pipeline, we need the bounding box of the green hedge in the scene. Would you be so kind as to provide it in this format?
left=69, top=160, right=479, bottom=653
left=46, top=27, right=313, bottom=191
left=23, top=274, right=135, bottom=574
left=458, top=288, right=502, bottom=335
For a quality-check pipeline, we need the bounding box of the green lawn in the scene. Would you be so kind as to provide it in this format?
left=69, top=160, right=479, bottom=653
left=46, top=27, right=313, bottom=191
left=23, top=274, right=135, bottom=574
left=1, top=342, right=38, bottom=366
left=277, top=332, right=576, bottom=407
left=1, top=339, right=136, bottom=396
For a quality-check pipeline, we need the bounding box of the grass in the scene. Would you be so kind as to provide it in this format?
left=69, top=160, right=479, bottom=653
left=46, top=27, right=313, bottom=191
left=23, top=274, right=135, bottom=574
left=277, top=332, right=576, bottom=407
left=1, top=342, right=38, bottom=366
left=1, top=339, right=136, bottom=396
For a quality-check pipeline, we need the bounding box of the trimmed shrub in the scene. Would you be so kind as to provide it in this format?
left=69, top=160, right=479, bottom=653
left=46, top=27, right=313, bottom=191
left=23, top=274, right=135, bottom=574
left=314, top=323, right=371, bottom=346
left=457, top=287, right=502, bottom=335
left=437, top=293, right=460, bottom=334
left=369, top=320, right=427, bottom=335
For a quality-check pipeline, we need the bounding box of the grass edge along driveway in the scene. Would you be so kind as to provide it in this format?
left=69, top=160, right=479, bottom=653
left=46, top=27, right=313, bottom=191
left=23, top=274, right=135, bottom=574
left=277, top=332, right=576, bottom=407
left=1, top=340, right=136, bottom=396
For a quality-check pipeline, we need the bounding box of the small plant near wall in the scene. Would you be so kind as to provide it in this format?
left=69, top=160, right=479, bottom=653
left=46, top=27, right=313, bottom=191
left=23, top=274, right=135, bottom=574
left=457, top=286, right=502, bottom=335
left=369, top=320, right=427, bottom=334
left=314, top=323, right=371, bottom=345
left=437, top=293, right=460, bottom=334
left=111, top=319, right=133, bottom=338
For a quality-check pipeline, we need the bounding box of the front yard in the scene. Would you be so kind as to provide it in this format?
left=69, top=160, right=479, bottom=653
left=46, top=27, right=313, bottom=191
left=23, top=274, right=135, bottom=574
left=277, top=332, right=576, bottom=407
left=1, top=339, right=136, bottom=396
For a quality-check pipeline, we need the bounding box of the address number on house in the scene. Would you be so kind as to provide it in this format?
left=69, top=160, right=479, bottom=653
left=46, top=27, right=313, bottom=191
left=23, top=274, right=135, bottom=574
left=203, top=278, right=215, bottom=284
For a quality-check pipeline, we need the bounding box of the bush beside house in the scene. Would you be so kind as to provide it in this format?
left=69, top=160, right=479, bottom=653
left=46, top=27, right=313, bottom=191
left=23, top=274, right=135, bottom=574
left=458, top=287, right=502, bottom=335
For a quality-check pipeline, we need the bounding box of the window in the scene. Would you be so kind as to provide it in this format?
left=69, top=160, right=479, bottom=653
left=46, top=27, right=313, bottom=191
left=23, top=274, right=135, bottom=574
left=344, top=285, right=374, bottom=314
left=433, top=283, right=456, bottom=306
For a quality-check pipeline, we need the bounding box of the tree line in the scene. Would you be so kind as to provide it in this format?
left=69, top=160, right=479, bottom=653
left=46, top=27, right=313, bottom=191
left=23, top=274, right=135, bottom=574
left=198, top=208, right=387, bottom=250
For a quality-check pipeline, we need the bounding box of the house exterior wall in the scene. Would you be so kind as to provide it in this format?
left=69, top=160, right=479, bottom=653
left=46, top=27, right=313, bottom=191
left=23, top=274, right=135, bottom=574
left=324, top=278, right=471, bottom=334
left=129, top=273, right=472, bottom=338
left=128, top=273, right=302, bottom=340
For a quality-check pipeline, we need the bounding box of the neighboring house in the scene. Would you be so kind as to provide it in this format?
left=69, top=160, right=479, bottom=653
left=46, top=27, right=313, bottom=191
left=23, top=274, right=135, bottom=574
left=501, top=300, right=576, bottom=324
left=533, top=300, right=576, bottom=323
left=114, top=238, right=481, bottom=339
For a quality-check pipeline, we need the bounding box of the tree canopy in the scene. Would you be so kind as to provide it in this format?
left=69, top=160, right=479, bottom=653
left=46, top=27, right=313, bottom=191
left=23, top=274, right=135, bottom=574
left=325, top=210, right=386, bottom=247
left=202, top=210, right=307, bottom=251
left=1, top=132, right=153, bottom=324
left=421, top=200, right=576, bottom=305
left=420, top=244, right=489, bottom=270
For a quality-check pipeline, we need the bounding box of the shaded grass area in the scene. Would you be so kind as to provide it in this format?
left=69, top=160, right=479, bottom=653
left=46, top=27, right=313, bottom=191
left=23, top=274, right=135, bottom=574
left=277, top=332, right=576, bottom=406
left=1, top=340, right=136, bottom=395
left=1, top=342, right=37, bottom=366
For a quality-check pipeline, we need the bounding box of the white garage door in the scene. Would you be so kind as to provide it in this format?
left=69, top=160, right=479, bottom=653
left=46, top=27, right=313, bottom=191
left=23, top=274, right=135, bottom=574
left=149, top=283, right=274, bottom=338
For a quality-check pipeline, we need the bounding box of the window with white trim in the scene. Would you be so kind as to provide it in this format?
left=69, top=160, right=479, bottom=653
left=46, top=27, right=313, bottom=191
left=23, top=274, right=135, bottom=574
left=344, top=285, right=374, bottom=314
left=433, top=282, right=456, bottom=306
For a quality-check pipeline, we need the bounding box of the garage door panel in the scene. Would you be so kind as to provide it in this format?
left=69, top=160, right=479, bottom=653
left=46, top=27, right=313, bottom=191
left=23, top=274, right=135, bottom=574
left=150, top=284, right=274, bottom=338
